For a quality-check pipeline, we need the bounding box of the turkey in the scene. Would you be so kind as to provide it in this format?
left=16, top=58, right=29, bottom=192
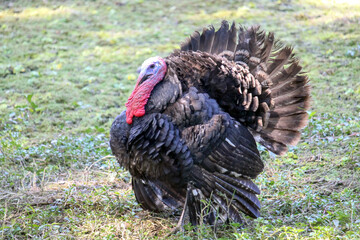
left=110, top=21, right=310, bottom=231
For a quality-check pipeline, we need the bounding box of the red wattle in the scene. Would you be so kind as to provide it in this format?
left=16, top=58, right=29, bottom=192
left=125, top=58, right=167, bottom=125
left=126, top=112, right=133, bottom=124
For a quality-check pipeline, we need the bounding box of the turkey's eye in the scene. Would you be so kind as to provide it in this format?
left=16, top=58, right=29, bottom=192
left=149, top=64, right=155, bottom=69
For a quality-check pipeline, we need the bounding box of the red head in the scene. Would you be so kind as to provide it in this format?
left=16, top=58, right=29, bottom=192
left=125, top=56, right=167, bottom=124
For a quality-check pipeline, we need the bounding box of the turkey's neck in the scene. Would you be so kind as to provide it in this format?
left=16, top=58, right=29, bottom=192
left=125, top=70, right=166, bottom=125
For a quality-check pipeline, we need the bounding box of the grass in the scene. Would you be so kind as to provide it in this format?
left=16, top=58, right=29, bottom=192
left=0, top=0, right=359, bottom=239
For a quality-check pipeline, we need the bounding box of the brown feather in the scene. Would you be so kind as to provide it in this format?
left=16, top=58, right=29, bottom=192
left=260, top=32, right=275, bottom=63
left=262, top=128, right=301, bottom=146
left=271, top=100, right=311, bottom=116
left=200, top=26, right=215, bottom=52
left=211, top=20, right=230, bottom=54
left=271, top=76, right=308, bottom=97
left=273, top=86, right=310, bottom=106
left=171, top=21, right=310, bottom=155
left=227, top=21, right=237, bottom=52
left=267, top=47, right=293, bottom=77
left=267, top=113, right=309, bottom=130
left=190, top=31, right=201, bottom=51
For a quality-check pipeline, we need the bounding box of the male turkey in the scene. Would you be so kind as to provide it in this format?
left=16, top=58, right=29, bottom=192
left=110, top=21, right=310, bottom=231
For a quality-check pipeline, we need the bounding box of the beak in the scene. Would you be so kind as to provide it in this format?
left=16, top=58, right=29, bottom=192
left=137, top=69, right=151, bottom=85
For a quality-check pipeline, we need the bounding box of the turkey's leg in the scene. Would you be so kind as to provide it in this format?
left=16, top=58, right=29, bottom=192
left=166, top=185, right=190, bottom=235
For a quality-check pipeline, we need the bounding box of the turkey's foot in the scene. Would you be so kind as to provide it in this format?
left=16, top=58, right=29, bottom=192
left=167, top=222, right=185, bottom=236
left=166, top=185, right=190, bottom=236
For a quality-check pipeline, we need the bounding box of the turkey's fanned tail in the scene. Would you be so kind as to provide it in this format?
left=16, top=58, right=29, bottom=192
left=245, top=31, right=310, bottom=155
left=180, top=21, right=310, bottom=155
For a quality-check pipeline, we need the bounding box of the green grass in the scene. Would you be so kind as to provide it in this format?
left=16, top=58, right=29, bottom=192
left=1, top=0, right=359, bottom=239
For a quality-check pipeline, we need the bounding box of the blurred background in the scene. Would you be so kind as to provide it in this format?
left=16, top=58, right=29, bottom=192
left=0, top=0, right=359, bottom=239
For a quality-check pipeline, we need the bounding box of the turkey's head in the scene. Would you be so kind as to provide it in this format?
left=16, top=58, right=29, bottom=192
left=125, top=56, right=167, bottom=124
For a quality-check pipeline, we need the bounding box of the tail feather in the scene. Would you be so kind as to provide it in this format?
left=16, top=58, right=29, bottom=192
left=179, top=21, right=310, bottom=155
left=236, top=27, right=310, bottom=155
left=273, top=88, right=310, bottom=108
left=199, top=26, right=215, bottom=52
left=190, top=166, right=261, bottom=224
left=271, top=100, right=311, bottom=116
left=190, top=31, right=201, bottom=52
left=235, top=25, right=260, bottom=65
left=267, top=47, right=294, bottom=77
left=254, top=133, right=288, bottom=154
left=268, top=113, right=309, bottom=130
left=132, top=177, right=185, bottom=212
left=214, top=172, right=260, bottom=194
left=273, top=82, right=310, bottom=99
left=227, top=22, right=237, bottom=52
left=261, top=128, right=301, bottom=146
left=212, top=193, right=244, bottom=224
left=213, top=175, right=261, bottom=213
left=271, top=62, right=303, bottom=86
left=215, top=182, right=259, bottom=218
left=188, top=185, right=245, bottom=226
left=260, top=32, right=275, bottom=63
left=274, top=95, right=310, bottom=109
left=211, top=20, right=230, bottom=54
left=272, top=77, right=308, bottom=98
left=132, top=178, right=161, bottom=211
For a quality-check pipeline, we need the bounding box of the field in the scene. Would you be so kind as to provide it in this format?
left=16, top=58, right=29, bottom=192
left=0, top=0, right=359, bottom=239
